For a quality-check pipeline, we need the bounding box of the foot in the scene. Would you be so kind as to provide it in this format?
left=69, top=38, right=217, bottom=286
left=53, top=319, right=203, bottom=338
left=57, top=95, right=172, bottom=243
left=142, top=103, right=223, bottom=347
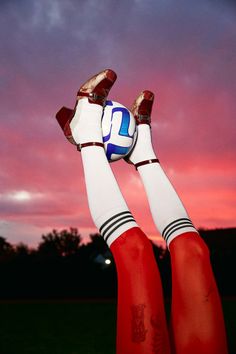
left=125, top=90, right=158, bottom=168
left=130, top=90, right=154, bottom=126
left=55, top=69, right=117, bottom=145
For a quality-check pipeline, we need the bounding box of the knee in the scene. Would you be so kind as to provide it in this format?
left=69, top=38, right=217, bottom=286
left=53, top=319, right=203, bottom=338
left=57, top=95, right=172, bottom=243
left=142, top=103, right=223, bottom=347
left=112, top=227, right=153, bottom=262
left=129, top=231, right=153, bottom=261
left=170, top=232, right=210, bottom=264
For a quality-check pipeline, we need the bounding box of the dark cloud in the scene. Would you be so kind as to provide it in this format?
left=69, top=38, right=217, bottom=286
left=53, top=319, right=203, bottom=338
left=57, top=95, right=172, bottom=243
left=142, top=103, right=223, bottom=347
left=208, top=0, right=236, bottom=8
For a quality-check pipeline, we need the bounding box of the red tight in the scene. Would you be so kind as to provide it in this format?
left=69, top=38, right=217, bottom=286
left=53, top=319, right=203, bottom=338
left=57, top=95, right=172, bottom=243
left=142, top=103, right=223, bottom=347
left=169, top=233, right=228, bottom=354
left=110, top=228, right=228, bottom=354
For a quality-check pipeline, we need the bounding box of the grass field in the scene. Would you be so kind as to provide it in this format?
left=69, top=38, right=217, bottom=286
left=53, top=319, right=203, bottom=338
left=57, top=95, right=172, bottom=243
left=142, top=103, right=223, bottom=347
left=0, top=299, right=235, bottom=354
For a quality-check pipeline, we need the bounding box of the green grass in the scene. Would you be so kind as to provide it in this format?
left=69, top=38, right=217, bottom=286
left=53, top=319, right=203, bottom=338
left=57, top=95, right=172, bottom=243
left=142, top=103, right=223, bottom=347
left=0, top=301, right=116, bottom=354
left=0, top=299, right=235, bottom=354
left=222, top=299, right=236, bottom=354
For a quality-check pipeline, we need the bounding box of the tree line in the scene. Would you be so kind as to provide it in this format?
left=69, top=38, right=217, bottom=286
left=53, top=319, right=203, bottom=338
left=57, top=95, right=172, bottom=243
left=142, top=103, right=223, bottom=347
left=0, top=227, right=235, bottom=299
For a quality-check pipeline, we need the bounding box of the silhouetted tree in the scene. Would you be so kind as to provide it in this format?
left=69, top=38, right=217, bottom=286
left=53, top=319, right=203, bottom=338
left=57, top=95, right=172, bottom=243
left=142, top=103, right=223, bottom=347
left=199, top=228, right=236, bottom=295
left=38, top=228, right=82, bottom=258
left=0, top=228, right=235, bottom=299
left=15, top=243, right=30, bottom=257
left=0, top=236, right=14, bottom=262
left=89, top=233, right=111, bottom=256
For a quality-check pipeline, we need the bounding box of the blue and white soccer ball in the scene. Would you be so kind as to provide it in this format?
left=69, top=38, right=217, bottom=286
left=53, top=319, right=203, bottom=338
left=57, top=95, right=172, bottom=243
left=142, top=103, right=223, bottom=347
left=102, top=100, right=137, bottom=162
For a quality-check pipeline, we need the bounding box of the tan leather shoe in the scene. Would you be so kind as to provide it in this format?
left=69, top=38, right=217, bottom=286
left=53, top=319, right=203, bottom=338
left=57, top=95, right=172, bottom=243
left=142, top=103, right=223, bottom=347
left=55, top=69, right=117, bottom=144
left=130, top=90, right=154, bottom=126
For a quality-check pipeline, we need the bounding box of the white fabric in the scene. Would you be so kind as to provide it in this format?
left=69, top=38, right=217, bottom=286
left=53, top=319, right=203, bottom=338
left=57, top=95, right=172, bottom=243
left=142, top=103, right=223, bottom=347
left=133, top=125, right=198, bottom=247
left=81, top=147, right=138, bottom=246
left=138, top=163, right=198, bottom=247
left=128, top=124, right=156, bottom=164
left=70, top=98, right=103, bottom=144
left=73, top=98, right=138, bottom=246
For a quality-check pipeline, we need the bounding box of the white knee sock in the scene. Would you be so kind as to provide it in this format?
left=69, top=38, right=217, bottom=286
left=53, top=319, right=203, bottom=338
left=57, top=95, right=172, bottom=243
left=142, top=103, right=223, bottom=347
left=71, top=98, right=138, bottom=247
left=128, top=124, right=198, bottom=248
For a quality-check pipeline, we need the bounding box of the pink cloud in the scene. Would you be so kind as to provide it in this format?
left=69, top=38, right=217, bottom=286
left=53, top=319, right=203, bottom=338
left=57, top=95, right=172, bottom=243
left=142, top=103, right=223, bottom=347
left=0, top=0, right=235, bottom=246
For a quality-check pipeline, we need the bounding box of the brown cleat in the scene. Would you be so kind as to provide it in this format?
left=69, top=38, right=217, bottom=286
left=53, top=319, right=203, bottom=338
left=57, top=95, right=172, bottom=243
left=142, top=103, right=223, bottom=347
left=77, top=69, right=117, bottom=107
left=55, top=69, right=117, bottom=144
left=55, top=106, right=75, bottom=144
left=130, top=90, right=154, bottom=126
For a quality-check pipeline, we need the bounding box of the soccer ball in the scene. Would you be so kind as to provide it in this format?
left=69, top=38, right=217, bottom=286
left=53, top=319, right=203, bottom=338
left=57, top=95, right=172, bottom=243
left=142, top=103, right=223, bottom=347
left=102, top=100, right=137, bottom=162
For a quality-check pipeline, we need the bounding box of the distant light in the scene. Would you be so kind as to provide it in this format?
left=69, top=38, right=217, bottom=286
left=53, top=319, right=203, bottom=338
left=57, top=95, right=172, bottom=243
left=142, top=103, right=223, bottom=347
left=11, top=191, right=31, bottom=201
left=105, top=259, right=111, bottom=265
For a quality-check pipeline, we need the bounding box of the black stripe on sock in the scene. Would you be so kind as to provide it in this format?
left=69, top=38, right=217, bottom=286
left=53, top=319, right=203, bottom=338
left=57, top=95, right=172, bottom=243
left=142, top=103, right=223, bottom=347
left=162, top=218, right=193, bottom=239
left=165, top=224, right=197, bottom=243
left=104, top=218, right=136, bottom=242
left=99, top=211, right=131, bottom=234
left=102, top=215, right=135, bottom=239
left=163, top=220, right=194, bottom=241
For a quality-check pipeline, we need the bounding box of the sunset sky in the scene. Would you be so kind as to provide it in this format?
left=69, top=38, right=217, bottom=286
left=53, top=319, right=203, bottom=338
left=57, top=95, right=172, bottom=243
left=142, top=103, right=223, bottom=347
left=0, top=0, right=235, bottom=247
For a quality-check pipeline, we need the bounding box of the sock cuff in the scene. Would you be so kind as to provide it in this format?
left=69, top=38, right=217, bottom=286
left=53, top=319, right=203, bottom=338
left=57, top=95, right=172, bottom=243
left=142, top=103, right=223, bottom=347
left=162, top=217, right=199, bottom=247
left=96, top=209, right=138, bottom=247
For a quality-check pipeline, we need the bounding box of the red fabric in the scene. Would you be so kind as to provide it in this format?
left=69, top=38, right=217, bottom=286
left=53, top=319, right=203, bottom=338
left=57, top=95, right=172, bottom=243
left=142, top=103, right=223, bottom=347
left=169, top=232, right=228, bottom=354
left=111, top=229, right=228, bottom=354
left=111, top=227, right=170, bottom=354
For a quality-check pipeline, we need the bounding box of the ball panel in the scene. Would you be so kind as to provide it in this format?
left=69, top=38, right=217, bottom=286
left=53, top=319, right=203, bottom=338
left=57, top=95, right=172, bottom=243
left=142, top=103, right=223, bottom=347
left=102, top=100, right=136, bottom=162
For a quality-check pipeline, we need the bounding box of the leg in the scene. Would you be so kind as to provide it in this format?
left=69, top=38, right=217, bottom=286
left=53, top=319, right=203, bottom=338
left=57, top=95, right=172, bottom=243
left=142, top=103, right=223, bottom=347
left=55, top=71, right=170, bottom=354
left=169, top=232, right=228, bottom=354
left=111, top=227, right=170, bottom=354
left=127, top=91, right=228, bottom=354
